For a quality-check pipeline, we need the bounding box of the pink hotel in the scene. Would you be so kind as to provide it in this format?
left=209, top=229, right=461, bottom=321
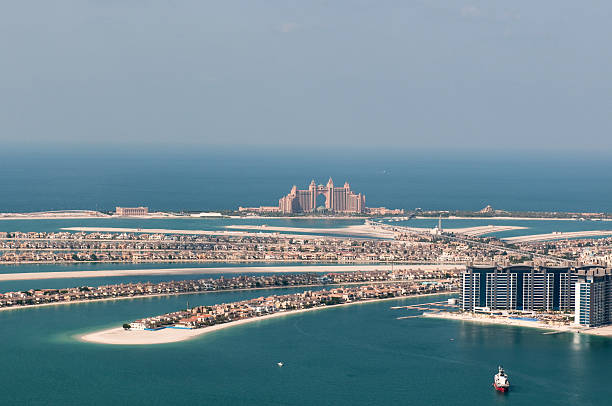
left=279, top=178, right=365, bottom=214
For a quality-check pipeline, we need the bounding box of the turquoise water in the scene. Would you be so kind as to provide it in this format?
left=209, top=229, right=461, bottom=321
left=0, top=217, right=364, bottom=233
left=1, top=291, right=610, bottom=405
left=1, top=216, right=610, bottom=237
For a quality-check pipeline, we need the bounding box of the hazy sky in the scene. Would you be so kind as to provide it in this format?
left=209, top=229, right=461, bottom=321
left=1, top=1, right=611, bottom=152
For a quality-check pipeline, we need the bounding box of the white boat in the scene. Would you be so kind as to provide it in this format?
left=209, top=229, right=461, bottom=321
left=493, top=366, right=510, bottom=392
left=277, top=362, right=284, bottom=367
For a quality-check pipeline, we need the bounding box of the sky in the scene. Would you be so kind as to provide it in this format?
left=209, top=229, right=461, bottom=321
left=1, top=1, right=611, bottom=153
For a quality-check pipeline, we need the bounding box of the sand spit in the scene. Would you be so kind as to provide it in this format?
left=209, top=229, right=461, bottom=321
left=503, top=230, right=612, bottom=243
left=62, top=227, right=254, bottom=236
left=80, top=293, right=448, bottom=345
left=447, top=225, right=526, bottom=236
left=0, top=264, right=466, bottom=281
left=60, top=226, right=380, bottom=240
left=225, top=224, right=395, bottom=238
left=416, top=216, right=612, bottom=221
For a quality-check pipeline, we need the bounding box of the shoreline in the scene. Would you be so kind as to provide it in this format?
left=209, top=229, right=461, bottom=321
left=422, top=311, right=612, bottom=337
left=80, top=292, right=452, bottom=345
left=59, top=226, right=386, bottom=240
left=225, top=224, right=395, bottom=238
left=503, top=230, right=612, bottom=243
left=1, top=213, right=610, bottom=222
left=416, top=216, right=612, bottom=221
left=0, top=264, right=465, bottom=281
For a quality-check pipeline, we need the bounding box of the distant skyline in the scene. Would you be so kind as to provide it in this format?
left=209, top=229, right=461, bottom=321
left=2, top=1, right=611, bottom=152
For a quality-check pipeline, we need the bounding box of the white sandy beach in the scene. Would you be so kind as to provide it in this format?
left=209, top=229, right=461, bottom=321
left=446, top=225, right=527, bottom=236
left=379, top=224, right=526, bottom=236
left=80, top=293, right=449, bottom=345
left=503, top=230, right=612, bottom=243
left=225, top=224, right=395, bottom=238
left=416, top=216, right=612, bottom=221
left=422, top=311, right=612, bottom=337
left=62, top=226, right=254, bottom=236
left=422, top=311, right=570, bottom=332
left=60, top=226, right=383, bottom=240
left=0, top=264, right=466, bottom=281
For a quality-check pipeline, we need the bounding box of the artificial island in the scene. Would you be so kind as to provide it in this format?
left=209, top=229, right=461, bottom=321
left=2, top=178, right=612, bottom=345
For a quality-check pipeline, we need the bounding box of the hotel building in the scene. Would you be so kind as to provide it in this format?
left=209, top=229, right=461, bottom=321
left=278, top=178, right=365, bottom=214
left=115, top=207, right=149, bottom=216
left=460, top=264, right=597, bottom=312
left=574, top=268, right=612, bottom=327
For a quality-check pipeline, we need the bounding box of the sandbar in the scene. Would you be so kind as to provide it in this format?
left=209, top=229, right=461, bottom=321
left=225, top=224, right=395, bottom=238
left=60, top=226, right=374, bottom=240
left=503, top=230, right=612, bottom=243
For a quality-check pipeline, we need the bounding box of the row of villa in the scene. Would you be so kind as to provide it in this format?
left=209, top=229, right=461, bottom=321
left=0, top=270, right=459, bottom=309
left=129, top=281, right=456, bottom=330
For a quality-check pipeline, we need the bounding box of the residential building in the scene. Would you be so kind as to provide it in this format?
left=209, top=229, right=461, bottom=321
left=574, top=268, right=612, bottom=327
left=460, top=264, right=598, bottom=312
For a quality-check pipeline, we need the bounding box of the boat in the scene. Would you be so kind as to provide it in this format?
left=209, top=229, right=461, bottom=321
left=277, top=362, right=284, bottom=367
left=493, top=366, right=510, bottom=392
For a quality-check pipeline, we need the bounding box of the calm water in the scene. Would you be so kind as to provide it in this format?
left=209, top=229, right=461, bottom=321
left=0, top=292, right=610, bottom=405
left=1, top=150, right=612, bottom=405
left=1, top=150, right=611, bottom=213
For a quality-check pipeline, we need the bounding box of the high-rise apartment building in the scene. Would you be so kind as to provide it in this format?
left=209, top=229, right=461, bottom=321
left=575, top=269, right=612, bottom=327
left=460, top=264, right=597, bottom=312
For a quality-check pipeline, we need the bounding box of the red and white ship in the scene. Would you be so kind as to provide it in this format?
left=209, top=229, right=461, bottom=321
left=493, top=366, right=510, bottom=392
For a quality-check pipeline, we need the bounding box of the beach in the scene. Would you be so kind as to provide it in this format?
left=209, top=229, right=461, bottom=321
left=225, top=224, right=395, bottom=238
left=60, top=225, right=385, bottom=240
left=418, top=216, right=612, bottom=221
left=80, top=293, right=449, bottom=345
left=0, top=264, right=466, bottom=281
left=422, top=311, right=612, bottom=337
left=503, top=230, right=612, bottom=242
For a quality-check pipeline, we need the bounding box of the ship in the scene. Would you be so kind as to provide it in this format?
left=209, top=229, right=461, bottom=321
left=493, top=366, right=510, bottom=392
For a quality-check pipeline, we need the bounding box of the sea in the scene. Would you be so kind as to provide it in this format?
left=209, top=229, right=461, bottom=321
left=1, top=148, right=611, bottom=213
left=1, top=149, right=612, bottom=405
left=2, top=292, right=611, bottom=405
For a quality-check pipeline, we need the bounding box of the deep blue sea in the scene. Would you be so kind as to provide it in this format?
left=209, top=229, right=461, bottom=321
left=1, top=149, right=611, bottom=213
